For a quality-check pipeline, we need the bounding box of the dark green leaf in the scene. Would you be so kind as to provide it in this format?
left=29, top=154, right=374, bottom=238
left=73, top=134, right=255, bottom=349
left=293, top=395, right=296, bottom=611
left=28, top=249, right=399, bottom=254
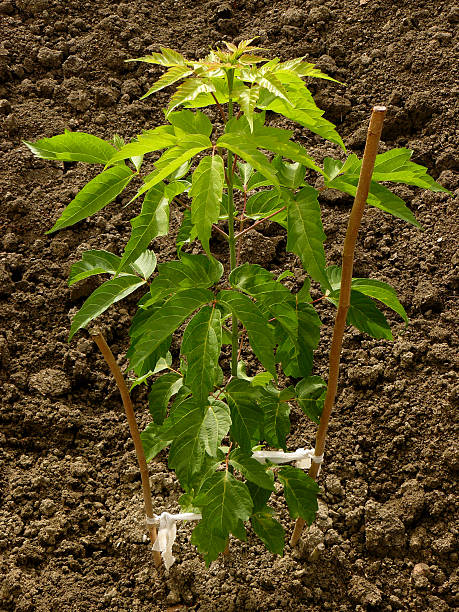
left=191, top=521, right=227, bottom=566
left=24, top=130, right=117, bottom=164
left=217, top=289, right=277, bottom=377
left=278, top=465, right=320, bottom=525
left=148, top=372, right=183, bottom=425
left=260, top=385, right=291, bottom=451
left=48, top=165, right=134, bottom=233
left=286, top=186, right=330, bottom=289
left=247, top=481, right=273, bottom=513
left=217, top=133, right=279, bottom=187
left=181, top=306, right=222, bottom=404
left=69, top=275, right=145, bottom=340
left=229, top=448, right=275, bottom=490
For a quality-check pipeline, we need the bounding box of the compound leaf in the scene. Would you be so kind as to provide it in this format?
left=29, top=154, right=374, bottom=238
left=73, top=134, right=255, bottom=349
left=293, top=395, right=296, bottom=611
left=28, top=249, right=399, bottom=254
left=251, top=509, right=285, bottom=556
left=141, top=65, right=193, bottom=99
left=140, top=422, right=172, bottom=462
left=105, top=126, right=177, bottom=165
left=295, top=376, right=327, bottom=424
left=148, top=372, right=183, bottom=425
left=229, top=448, right=275, bottom=491
left=225, top=378, right=263, bottom=451
left=217, top=133, right=279, bottom=187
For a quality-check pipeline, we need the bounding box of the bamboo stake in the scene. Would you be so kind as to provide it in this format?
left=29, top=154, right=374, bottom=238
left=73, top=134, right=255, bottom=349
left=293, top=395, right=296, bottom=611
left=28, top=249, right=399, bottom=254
left=91, top=330, right=162, bottom=567
left=290, top=106, right=387, bottom=547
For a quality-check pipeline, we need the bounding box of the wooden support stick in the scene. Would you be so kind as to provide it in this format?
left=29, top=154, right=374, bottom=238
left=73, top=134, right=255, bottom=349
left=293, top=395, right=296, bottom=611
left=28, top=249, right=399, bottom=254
left=91, top=331, right=162, bottom=567
left=290, top=106, right=387, bottom=547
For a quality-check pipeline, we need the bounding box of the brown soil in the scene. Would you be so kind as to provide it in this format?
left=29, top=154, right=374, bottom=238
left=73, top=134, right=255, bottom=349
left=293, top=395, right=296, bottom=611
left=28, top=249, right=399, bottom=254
left=1, top=0, right=458, bottom=610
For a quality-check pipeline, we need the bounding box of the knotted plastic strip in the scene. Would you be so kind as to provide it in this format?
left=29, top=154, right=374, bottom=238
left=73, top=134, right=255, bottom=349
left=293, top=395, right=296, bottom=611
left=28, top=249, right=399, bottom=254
left=146, top=511, right=202, bottom=570
left=252, top=447, right=324, bottom=472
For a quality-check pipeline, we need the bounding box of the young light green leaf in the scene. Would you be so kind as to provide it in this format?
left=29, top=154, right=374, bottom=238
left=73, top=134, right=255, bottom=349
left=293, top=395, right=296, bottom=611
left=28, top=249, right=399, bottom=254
left=286, top=186, right=330, bottom=289
left=176, top=208, right=196, bottom=252
left=48, top=165, right=134, bottom=233
left=245, top=190, right=286, bottom=226
left=295, top=376, right=327, bottom=424
left=148, top=372, right=183, bottom=425
left=229, top=448, right=275, bottom=491
left=24, top=130, right=117, bottom=164
left=189, top=155, right=224, bottom=253
left=134, top=134, right=212, bottom=199
left=128, top=49, right=187, bottom=66
left=181, top=306, right=222, bottom=405
left=117, top=185, right=169, bottom=273
left=237, top=85, right=260, bottom=131
left=278, top=465, right=320, bottom=525
left=167, top=78, right=217, bottom=114
left=251, top=509, right=285, bottom=556
left=129, top=249, right=157, bottom=280
left=69, top=275, right=146, bottom=340
left=225, top=378, right=263, bottom=451
left=272, top=156, right=306, bottom=189
left=128, top=288, right=214, bottom=371
left=217, top=289, right=277, bottom=377
left=141, top=65, right=193, bottom=99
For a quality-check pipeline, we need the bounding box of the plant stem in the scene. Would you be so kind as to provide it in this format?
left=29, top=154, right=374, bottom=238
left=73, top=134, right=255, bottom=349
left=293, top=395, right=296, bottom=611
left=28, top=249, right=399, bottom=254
left=225, top=69, right=239, bottom=377
left=290, top=106, right=387, bottom=547
left=91, top=331, right=162, bottom=567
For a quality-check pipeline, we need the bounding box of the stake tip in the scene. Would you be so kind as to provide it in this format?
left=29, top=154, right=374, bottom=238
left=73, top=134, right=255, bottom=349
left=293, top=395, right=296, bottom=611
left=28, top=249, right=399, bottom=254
left=373, top=105, right=387, bottom=113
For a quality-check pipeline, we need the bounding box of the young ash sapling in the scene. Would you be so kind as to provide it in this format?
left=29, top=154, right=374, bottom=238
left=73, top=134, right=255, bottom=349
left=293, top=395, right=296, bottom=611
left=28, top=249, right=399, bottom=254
left=25, top=40, right=449, bottom=567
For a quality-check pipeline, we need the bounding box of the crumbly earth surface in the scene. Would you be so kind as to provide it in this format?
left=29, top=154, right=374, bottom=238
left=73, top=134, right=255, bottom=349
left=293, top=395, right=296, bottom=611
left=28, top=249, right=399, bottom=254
left=1, top=0, right=458, bottom=610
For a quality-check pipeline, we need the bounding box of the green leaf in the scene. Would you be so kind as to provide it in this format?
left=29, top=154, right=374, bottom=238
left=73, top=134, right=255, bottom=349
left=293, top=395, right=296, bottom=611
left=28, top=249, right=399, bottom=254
left=200, top=399, right=232, bottom=458
left=148, top=372, right=183, bottom=425
left=237, top=85, right=260, bottom=131
left=176, top=209, right=196, bottom=252
left=189, top=155, right=224, bottom=253
left=117, top=185, right=169, bottom=273
left=255, top=71, right=291, bottom=104
left=260, top=386, right=292, bottom=451
left=247, top=481, right=272, bottom=513
left=69, top=275, right=145, bottom=340
left=24, top=130, right=116, bottom=164
left=327, top=288, right=393, bottom=340
left=351, top=278, right=408, bottom=324
left=278, top=465, right=320, bottom=525
left=229, top=448, right=275, bottom=490
left=251, top=509, right=285, bottom=556
left=191, top=521, right=227, bottom=566
left=217, top=289, right=277, bottom=377
left=286, top=186, right=330, bottom=289
left=193, top=470, right=253, bottom=542
left=181, top=306, right=222, bottom=405
left=257, top=83, right=345, bottom=149
left=128, top=48, right=187, bottom=66
left=128, top=287, right=214, bottom=371
left=236, top=161, right=254, bottom=186
left=225, top=378, right=263, bottom=451
left=134, top=134, right=212, bottom=201
left=295, top=376, right=327, bottom=424
left=167, top=78, right=217, bottom=114
left=272, top=156, right=305, bottom=189
left=141, top=65, right=193, bottom=99
left=217, top=133, right=279, bottom=187
left=48, top=165, right=134, bottom=233
left=105, top=126, right=178, bottom=166
left=68, top=250, right=122, bottom=285
left=252, top=133, right=322, bottom=174
left=168, top=109, right=213, bottom=137
left=129, top=249, right=157, bottom=280
left=245, top=189, right=287, bottom=226
left=140, top=422, right=172, bottom=462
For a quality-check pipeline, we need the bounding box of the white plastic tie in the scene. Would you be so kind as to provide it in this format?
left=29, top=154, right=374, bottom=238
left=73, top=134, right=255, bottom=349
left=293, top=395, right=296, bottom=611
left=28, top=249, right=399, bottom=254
left=251, top=447, right=319, bottom=470
left=146, top=511, right=201, bottom=570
